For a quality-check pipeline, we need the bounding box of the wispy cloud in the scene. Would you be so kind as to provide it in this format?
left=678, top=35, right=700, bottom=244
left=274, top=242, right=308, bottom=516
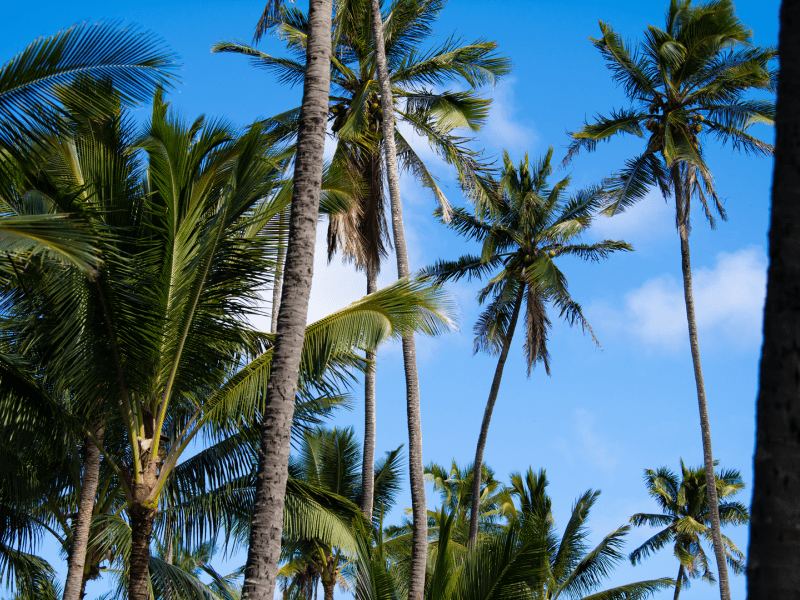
left=588, top=246, right=767, bottom=352
left=480, top=79, right=537, bottom=154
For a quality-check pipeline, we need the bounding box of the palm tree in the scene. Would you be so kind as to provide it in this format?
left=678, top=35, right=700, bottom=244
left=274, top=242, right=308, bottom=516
left=564, top=4, right=775, bottom=596
left=0, top=88, right=453, bottom=600
left=749, top=1, right=800, bottom=596
left=279, top=426, right=403, bottom=600
left=0, top=22, right=176, bottom=281
left=237, top=0, right=335, bottom=595
left=424, top=148, right=631, bottom=545
left=356, top=467, right=673, bottom=600
left=216, top=7, right=508, bottom=593
left=629, top=461, right=749, bottom=600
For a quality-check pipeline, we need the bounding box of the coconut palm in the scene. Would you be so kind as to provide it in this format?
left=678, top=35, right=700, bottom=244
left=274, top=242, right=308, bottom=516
left=563, top=4, right=775, bottom=596
left=629, top=462, right=749, bottom=600
left=216, top=6, right=508, bottom=593
left=234, top=0, right=336, bottom=596
left=424, top=148, right=631, bottom=545
left=0, top=22, right=176, bottom=283
left=278, top=426, right=403, bottom=600
left=356, top=468, right=673, bottom=600
left=0, top=86, right=453, bottom=600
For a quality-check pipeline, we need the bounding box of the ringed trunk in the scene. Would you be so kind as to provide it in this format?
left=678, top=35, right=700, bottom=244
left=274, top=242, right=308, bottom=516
left=128, top=501, right=157, bottom=600
left=748, top=1, right=800, bottom=595
left=271, top=207, right=289, bottom=334
left=240, top=1, right=334, bottom=598
left=671, top=166, right=730, bottom=600
left=361, top=267, right=378, bottom=521
left=63, top=427, right=104, bottom=600
left=468, top=286, right=524, bottom=545
left=369, top=2, right=427, bottom=597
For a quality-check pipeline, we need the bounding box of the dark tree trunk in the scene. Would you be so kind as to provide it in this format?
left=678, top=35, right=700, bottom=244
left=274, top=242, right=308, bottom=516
left=129, top=502, right=156, bottom=600
left=240, top=1, right=334, bottom=598
left=671, top=166, right=729, bottom=600
left=272, top=207, right=289, bottom=334
left=361, top=267, right=378, bottom=521
left=673, top=563, right=684, bottom=600
left=748, top=1, right=800, bottom=595
left=369, top=2, right=428, bottom=598
left=63, top=427, right=103, bottom=600
left=468, top=286, right=524, bottom=545
left=322, top=580, right=335, bottom=600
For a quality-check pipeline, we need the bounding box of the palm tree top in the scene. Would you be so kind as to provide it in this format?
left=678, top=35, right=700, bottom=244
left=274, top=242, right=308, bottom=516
left=424, top=147, right=632, bottom=375
left=564, top=0, right=775, bottom=221
left=629, top=460, right=750, bottom=587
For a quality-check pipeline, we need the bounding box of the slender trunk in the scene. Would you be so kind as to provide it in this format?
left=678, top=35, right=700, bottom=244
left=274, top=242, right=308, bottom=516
left=164, top=515, right=173, bottom=565
left=129, top=502, right=156, bottom=600
left=272, top=207, right=289, bottom=334
left=671, top=166, right=729, bottom=600
left=361, top=267, right=378, bottom=521
left=322, top=580, right=335, bottom=600
left=369, top=3, right=427, bottom=597
left=241, top=1, right=333, bottom=598
left=63, top=427, right=103, bottom=600
left=468, top=286, right=524, bottom=545
left=673, top=563, right=684, bottom=600
left=749, top=1, right=800, bottom=595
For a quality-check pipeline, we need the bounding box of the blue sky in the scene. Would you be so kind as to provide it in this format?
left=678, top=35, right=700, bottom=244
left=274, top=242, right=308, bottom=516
left=3, top=0, right=780, bottom=598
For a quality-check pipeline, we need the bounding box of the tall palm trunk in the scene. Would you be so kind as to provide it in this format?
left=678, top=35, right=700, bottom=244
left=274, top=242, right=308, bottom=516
left=671, top=166, right=729, bottom=600
left=369, top=3, right=427, bottom=597
left=62, top=427, right=103, bottom=600
left=361, top=266, right=378, bottom=520
left=271, top=207, right=289, bottom=334
left=129, top=503, right=157, bottom=600
left=749, top=1, right=800, bottom=595
left=468, top=286, right=524, bottom=545
left=241, top=1, right=334, bottom=598
left=673, top=564, right=684, bottom=600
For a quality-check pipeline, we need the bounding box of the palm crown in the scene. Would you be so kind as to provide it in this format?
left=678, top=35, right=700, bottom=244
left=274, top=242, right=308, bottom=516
left=425, top=148, right=630, bottom=373
left=629, top=461, right=749, bottom=592
left=565, top=0, right=775, bottom=221
left=214, top=0, right=511, bottom=272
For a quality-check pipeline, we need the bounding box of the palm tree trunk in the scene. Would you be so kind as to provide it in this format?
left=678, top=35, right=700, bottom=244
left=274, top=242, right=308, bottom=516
left=271, top=208, right=289, bottom=334
left=671, top=166, right=730, bottom=600
left=468, top=286, right=524, bottom=545
left=322, top=580, right=335, bottom=600
left=361, top=266, right=378, bottom=521
left=749, top=1, right=800, bottom=595
left=240, top=1, right=334, bottom=598
left=673, top=564, right=684, bottom=600
left=369, top=3, right=427, bottom=598
left=63, top=426, right=103, bottom=600
left=129, top=503, right=157, bottom=600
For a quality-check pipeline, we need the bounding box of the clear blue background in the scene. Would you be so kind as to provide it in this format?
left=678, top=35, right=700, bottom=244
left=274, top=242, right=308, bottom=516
left=2, top=0, right=780, bottom=598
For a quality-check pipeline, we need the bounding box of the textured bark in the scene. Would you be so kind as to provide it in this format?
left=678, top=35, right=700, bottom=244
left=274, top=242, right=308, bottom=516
left=322, top=580, right=335, bottom=600
left=361, top=267, right=378, bottom=521
left=129, top=502, right=156, bottom=600
left=468, top=286, right=524, bottom=545
left=369, top=2, right=427, bottom=597
left=63, top=427, right=103, bottom=600
left=240, top=1, right=333, bottom=598
left=271, top=208, right=289, bottom=334
left=671, top=166, right=729, bottom=600
left=748, top=1, right=800, bottom=595
left=673, top=564, right=684, bottom=600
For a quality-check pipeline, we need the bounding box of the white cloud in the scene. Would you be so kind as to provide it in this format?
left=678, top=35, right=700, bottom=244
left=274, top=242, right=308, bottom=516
left=558, top=408, right=621, bottom=471
left=589, top=246, right=767, bottom=352
left=588, top=190, right=673, bottom=247
left=480, top=79, right=536, bottom=154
